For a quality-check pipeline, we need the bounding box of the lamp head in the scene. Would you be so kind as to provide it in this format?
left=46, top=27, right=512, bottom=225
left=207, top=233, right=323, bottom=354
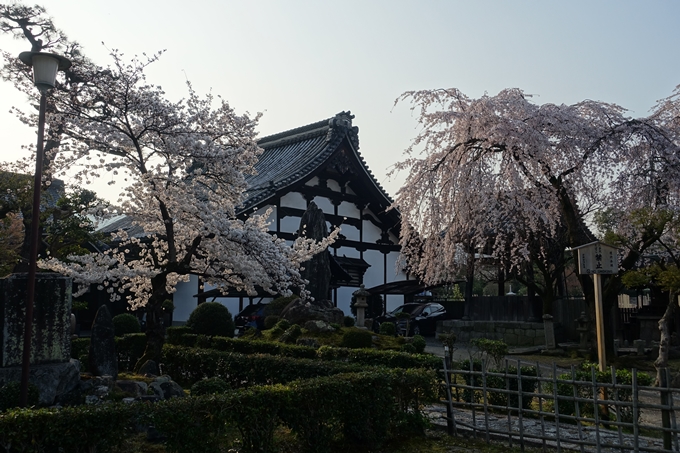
left=18, top=51, right=71, bottom=93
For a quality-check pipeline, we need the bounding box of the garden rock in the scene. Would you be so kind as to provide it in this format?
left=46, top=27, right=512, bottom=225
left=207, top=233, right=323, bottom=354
left=0, top=359, right=80, bottom=406
left=89, top=305, right=118, bottom=379
left=296, top=337, right=320, bottom=348
left=117, top=380, right=148, bottom=397
left=149, top=375, right=184, bottom=399
left=281, top=298, right=344, bottom=326
left=137, top=359, right=160, bottom=377
left=303, top=320, right=337, bottom=333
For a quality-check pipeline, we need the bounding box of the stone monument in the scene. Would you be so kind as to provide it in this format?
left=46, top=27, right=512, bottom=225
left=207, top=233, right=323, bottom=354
left=0, top=273, right=80, bottom=405
left=280, top=202, right=344, bottom=326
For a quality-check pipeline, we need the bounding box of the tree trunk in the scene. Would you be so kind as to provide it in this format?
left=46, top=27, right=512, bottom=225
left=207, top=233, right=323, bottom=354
left=655, top=291, right=677, bottom=386
left=134, top=273, right=170, bottom=372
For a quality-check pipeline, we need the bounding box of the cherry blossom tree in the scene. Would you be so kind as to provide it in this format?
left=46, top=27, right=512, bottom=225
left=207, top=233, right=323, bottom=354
left=1, top=4, right=336, bottom=367
left=596, top=85, right=680, bottom=378
left=392, top=87, right=678, bottom=329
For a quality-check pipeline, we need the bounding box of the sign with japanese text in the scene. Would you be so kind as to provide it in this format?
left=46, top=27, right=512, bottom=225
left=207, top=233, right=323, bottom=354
left=575, top=241, right=618, bottom=275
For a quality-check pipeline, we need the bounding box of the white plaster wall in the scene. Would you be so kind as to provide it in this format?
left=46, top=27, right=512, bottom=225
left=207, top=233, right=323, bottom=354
left=346, top=186, right=356, bottom=195
left=336, top=286, right=355, bottom=315
left=337, top=201, right=360, bottom=218
left=362, top=249, right=385, bottom=288
left=340, top=224, right=360, bottom=241
left=280, top=216, right=300, bottom=234
left=312, top=196, right=334, bottom=213
left=327, top=179, right=341, bottom=192
left=305, top=177, right=319, bottom=186
left=172, top=274, right=199, bottom=322
left=280, top=192, right=307, bottom=210
left=362, top=217, right=383, bottom=243
left=336, top=245, right=360, bottom=259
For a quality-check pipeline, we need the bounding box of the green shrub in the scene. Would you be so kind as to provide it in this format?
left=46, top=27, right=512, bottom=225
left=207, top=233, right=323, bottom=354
left=340, top=329, right=373, bottom=349
left=455, top=360, right=539, bottom=411
left=264, top=295, right=298, bottom=317
left=191, top=377, right=230, bottom=396
left=343, top=316, right=355, bottom=327
left=166, top=326, right=193, bottom=344
left=186, top=302, right=235, bottom=337
left=547, top=362, right=653, bottom=424
left=70, top=334, right=147, bottom=372
left=330, top=322, right=341, bottom=330
left=379, top=322, right=396, bottom=336
left=0, top=381, right=39, bottom=411
left=0, top=370, right=437, bottom=453
left=115, top=333, right=147, bottom=372
left=400, top=343, right=416, bottom=353
left=111, top=313, right=141, bottom=337
left=71, top=337, right=91, bottom=360
left=412, top=335, right=426, bottom=354
left=263, top=315, right=280, bottom=330
left=470, top=338, right=508, bottom=368
left=274, top=319, right=291, bottom=330
left=279, top=324, right=302, bottom=344
left=485, top=365, right=538, bottom=410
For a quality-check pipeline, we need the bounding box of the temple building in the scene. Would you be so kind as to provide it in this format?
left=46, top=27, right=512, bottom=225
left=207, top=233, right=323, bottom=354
left=171, top=111, right=415, bottom=321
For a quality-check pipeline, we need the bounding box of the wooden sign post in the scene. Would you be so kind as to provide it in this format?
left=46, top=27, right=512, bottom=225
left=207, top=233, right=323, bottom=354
left=572, top=241, right=619, bottom=372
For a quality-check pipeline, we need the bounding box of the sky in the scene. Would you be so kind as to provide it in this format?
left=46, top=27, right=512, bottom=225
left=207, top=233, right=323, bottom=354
left=1, top=0, right=679, bottom=202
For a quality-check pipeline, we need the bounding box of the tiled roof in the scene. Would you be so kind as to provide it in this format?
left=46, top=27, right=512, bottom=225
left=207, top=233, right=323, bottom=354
left=240, top=111, right=394, bottom=213
left=97, top=215, right=146, bottom=238
left=96, top=112, right=398, bottom=236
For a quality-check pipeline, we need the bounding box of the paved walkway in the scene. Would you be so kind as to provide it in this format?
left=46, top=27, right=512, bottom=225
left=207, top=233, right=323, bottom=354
left=423, top=403, right=671, bottom=453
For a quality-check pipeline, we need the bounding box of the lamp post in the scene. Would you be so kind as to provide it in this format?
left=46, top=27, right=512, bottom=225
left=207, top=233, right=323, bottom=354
left=353, top=285, right=370, bottom=329
left=17, top=51, right=71, bottom=407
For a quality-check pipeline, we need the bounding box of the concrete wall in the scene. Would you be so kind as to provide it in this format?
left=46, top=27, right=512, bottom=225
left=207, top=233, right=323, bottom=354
left=438, top=320, right=545, bottom=347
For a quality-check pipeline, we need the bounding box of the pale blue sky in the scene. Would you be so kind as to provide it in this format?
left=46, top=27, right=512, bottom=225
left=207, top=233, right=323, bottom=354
left=1, top=0, right=679, bottom=199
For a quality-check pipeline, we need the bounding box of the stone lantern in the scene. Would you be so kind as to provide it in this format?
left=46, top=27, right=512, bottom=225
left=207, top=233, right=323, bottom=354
left=353, top=285, right=370, bottom=329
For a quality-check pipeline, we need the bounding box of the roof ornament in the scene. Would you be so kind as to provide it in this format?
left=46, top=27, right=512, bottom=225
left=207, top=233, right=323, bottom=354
left=326, top=111, right=354, bottom=142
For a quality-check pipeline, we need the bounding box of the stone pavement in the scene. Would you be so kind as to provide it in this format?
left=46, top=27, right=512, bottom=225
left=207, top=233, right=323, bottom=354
left=422, top=336, right=674, bottom=452
left=423, top=403, right=671, bottom=453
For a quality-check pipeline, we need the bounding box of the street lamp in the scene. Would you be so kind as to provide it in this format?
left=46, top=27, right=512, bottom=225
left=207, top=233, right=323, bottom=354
left=17, top=51, right=71, bottom=407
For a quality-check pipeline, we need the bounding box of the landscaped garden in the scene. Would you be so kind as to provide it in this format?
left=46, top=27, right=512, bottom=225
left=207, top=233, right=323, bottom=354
left=0, top=300, right=448, bottom=453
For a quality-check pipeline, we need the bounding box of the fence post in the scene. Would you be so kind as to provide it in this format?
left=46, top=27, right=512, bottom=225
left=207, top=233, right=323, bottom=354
left=443, top=346, right=455, bottom=436
left=660, top=366, right=672, bottom=451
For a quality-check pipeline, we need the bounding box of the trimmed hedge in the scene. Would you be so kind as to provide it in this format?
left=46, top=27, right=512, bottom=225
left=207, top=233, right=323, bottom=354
left=0, top=403, right=137, bottom=453
left=162, top=344, right=368, bottom=388
left=316, top=346, right=441, bottom=370
left=166, top=332, right=441, bottom=370
left=0, top=369, right=436, bottom=453
left=71, top=333, right=147, bottom=372
left=167, top=333, right=318, bottom=359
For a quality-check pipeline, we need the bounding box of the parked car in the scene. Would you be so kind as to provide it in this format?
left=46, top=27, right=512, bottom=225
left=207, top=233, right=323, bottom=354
left=234, top=302, right=268, bottom=334
left=372, top=302, right=450, bottom=336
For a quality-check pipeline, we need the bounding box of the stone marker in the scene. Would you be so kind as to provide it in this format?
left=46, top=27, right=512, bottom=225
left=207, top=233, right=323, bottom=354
left=89, top=305, right=118, bottom=379
left=543, top=314, right=556, bottom=350
left=298, top=201, right=331, bottom=302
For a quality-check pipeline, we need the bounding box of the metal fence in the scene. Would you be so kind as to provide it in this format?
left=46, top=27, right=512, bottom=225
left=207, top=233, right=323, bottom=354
left=441, top=357, right=680, bottom=453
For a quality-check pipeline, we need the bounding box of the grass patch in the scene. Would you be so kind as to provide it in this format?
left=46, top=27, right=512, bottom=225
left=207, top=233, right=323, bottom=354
left=110, top=429, right=535, bottom=453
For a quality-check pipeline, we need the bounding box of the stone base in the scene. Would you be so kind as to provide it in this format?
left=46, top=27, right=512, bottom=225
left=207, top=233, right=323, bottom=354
left=438, top=320, right=545, bottom=347
left=0, top=359, right=80, bottom=405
